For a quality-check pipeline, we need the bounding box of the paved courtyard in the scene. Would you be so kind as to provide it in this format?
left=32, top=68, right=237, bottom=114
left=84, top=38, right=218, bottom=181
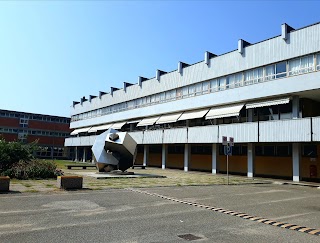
left=1, top=182, right=320, bottom=242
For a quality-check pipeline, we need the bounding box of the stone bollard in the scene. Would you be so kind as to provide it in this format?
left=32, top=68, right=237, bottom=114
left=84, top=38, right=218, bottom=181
left=0, top=176, right=10, bottom=192
left=57, top=176, right=83, bottom=190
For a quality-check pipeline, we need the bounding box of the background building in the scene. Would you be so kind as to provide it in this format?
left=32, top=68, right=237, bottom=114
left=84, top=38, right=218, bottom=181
left=65, top=22, right=320, bottom=182
left=0, top=109, right=72, bottom=159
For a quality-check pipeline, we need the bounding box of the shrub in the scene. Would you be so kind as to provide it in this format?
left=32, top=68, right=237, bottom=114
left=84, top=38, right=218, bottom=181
left=3, top=160, right=59, bottom=179
left=0, top=137, right=38, bottom=172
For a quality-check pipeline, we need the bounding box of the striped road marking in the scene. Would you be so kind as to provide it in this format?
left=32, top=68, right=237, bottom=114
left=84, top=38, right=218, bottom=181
left=127, top=188, right=320, bottom=236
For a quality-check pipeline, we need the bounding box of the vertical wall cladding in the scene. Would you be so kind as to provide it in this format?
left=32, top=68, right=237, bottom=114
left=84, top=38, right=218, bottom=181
left=218, top=123, right=258, bottom=143
left=312, top=117, right=320, bottom=141
left=128, top=131, right=144, bottom=144
left=163, top=128, right=187, bottom=144
left=143, top=130, right=163, bottom=144
left=259, top=118, right=311, bottom=142
left=188, top=126, right=218, bottom=143
left=71, top=24, right=320, bottom=116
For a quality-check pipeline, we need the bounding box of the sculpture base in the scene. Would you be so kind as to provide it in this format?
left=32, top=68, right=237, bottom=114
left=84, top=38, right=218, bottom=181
left=96, top=170, right=134, bottom=175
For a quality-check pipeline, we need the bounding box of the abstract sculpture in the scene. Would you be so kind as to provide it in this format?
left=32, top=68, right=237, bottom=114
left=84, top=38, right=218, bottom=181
left=92, top=128, right=137, bottom=172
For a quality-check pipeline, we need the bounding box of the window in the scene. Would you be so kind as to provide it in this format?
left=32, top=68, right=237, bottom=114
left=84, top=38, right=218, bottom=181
left=195, top=83, right=202, bottom=95
left=218, top=77, right=227, bottom=90
left=276, top=145, right=292, bottom=157
left=301, top=55, right=314, bottom=73
left=303, top=145, right=317, bottom=157
left=275, top=62, right=287, bottom=78
left=265, top=65, right=275, bottom=80
left=202, top=81, right=209, bottom=94
left=317, top=54, right=320, bottom=71
left=188, top=85, right=195, bottom=96
left=227, top=73, right=242, bottom=89
left=165, top=90, right=176, bottom=100
left=289, top=55, right=314, bottom=76
left=210, top=79, right=218, bottom=92
left=245, top=68, right=263, bottom=84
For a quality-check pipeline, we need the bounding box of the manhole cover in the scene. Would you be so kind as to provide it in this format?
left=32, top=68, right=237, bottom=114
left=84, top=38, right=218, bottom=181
left=178, top=234, right=202, bottom=241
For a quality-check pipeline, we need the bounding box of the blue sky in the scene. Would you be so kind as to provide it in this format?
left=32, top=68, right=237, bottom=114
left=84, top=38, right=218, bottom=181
left=0, top=1, right=319, bottom=117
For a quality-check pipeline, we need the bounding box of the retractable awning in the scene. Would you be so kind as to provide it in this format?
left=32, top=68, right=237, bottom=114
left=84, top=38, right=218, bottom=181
left=70, top=127, right=91, bottom=135
left=88, top=124, right=112, bottom=133
left=205, top=104, right=244, bottom=119
left=127, top=119, right=142, bottom=124
left=137, top=116, right=160, bottom=127
left=110, top=121, right=127, bottom=130
left=246, top=97, right=290, bottom=109
left=178, top=109, right=209, bottom=121
left=156, top=112, right=183, bottom=124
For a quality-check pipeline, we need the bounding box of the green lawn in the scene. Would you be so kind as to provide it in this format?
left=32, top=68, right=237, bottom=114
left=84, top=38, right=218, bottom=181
left=48, top=159, right=94, bottom=169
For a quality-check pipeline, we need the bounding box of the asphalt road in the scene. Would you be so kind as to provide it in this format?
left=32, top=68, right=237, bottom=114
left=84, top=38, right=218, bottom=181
left=0, top=184, right=320, bottom=243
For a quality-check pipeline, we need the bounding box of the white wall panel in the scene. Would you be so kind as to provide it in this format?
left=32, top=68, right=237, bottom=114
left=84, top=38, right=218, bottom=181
left=312, top=117, right=320, bottom=141
left=143, top=130, right=163, bottom=144
left=89, top=135, right=97, bottom=145
left=163, top=128, right=187, bottom=144
left=128, top=131, right=144, bottom=144
left=259, top=118, right=311, bottom=142
left=71, top=24, right=320, bottom=116
left=188, top=126, right=218, bottom=143
left=218, top=123, right=258, bottom=143
left=64, top=137, right=73, bottom=146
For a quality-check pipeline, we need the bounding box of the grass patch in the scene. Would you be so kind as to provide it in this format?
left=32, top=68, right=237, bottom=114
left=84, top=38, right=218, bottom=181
left=45, top=184, right=55, bottom=188
left=25, top=189, right=39, bottom=193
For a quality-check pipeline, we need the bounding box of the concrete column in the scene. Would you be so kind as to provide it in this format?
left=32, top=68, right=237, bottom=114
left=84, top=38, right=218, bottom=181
left=82, top=148, right=86, bottom=162
left=74, top=146, right=78, bottom=161
left=247, top=143, right=255, bottom=178
left=212, top=144, right=218, bottom=174
left=292, top=143, right=301, bottom=182
left=130, top=123, right=134, bottom=132
left=184, top=144, right=190, bottom=172
left=292, top=96, right=300, bottom=119
left=143, top=145, right=149, bottom=167
left=248, top=109, right=254, bottom=122
left=161, top=144, right=167, bottom=169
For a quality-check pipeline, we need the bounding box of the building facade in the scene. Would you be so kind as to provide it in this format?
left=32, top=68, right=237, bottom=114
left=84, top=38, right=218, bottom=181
left=65, top=22, right=320, bottom=182
left=0, top=109, right=72, bottom=159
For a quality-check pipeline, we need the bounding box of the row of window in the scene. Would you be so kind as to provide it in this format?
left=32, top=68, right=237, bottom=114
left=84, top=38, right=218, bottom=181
left=0, top=127, right=69, bottom=137
left=143, top=144, right=317, bottom=157
left=71, top=53, right=320, bottom=122
left=0, top=111, right=70, bottom=124
left=35, top=146, right=65, bottom=158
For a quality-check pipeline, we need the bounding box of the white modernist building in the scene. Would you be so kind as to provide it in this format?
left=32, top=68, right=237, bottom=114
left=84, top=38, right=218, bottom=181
left=65, top=22, right=320, bottom=182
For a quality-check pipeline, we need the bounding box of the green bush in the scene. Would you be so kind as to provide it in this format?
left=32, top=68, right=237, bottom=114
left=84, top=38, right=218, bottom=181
left=3, top=160, right=58, bottom=179
left=0, top=137, right=38, bottom=172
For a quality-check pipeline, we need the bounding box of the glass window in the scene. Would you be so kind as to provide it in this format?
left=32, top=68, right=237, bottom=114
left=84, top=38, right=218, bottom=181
left=165, top=90, right=176, bottom=100
left=188, top=85, right=195, bottom=96
left=244, top=68, right=263, bottom=84
left=202, top=81, right=209, bottom=94
left=317, top=54, right=320, bottom=71
left=288, top=58, right=300, bottom=76
left=227, top=75, right=235, bottom=89
left=218, top=77, right=227, bottom=90
left=264, top=146, right=275, bottom=156
left=275, top=62, right=286, bottom=78
left=160, top=92, right=166, bottom=102
left=195, top=83, right=202, bottom=95
left=303, top=145, right=318, bottom=157
left=301, top=55, right=314, bottom=73
left=210, top=79, right=218, bottom=92
left=265, top=65, right=275, bottom=80
left=276, top=145, right=292, bottom=157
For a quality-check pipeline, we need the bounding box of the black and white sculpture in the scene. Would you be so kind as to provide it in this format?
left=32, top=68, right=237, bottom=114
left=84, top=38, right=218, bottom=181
left=92, top=128, right=137, bottom=172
